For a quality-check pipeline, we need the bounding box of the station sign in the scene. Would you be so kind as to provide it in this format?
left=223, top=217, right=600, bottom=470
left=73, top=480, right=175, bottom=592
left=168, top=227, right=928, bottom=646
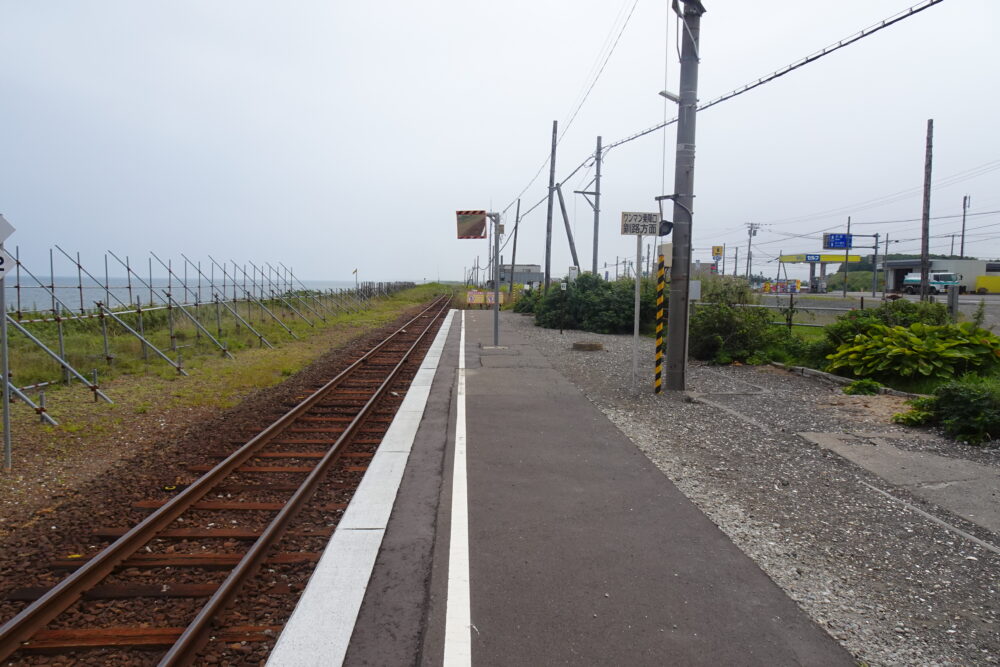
left=621, top=212, right=660, bottom=236
left=823, top=233, right=853, bottom=249
left=456, top=210, right=488, bottom=239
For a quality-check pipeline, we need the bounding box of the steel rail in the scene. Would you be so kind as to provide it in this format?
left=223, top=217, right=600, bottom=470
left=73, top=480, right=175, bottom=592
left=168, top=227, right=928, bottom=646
left=0, top=296, right=450, bottom=662
left=160, top=296, right=450, bottom=665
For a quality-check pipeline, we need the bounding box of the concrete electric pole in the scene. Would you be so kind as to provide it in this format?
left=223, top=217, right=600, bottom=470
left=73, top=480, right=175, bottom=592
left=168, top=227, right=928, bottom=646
left=544, top=121, right=558, bottom=292
left=664, top=0, right=706, bottom=392
left=920, top=119, right=933, bottom=302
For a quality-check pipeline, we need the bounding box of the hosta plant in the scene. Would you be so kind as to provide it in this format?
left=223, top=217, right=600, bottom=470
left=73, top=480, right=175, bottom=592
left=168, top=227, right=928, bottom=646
left=826, top=321, right=1000, bottom=382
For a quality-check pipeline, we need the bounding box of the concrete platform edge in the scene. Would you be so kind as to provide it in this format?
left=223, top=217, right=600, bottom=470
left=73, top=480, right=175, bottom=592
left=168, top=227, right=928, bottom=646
left=266, top=310, right=455, bottom=666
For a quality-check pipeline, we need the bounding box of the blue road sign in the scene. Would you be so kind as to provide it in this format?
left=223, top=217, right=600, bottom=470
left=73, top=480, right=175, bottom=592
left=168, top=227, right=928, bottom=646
left=823, top=233, right=852, bottom=249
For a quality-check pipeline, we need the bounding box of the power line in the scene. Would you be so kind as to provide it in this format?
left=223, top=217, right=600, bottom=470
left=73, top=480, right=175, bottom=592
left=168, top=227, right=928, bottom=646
left=759, top=160, right=1000, bottom=226
left=494, top=0, right=950, bottom=270
left=500, top=0, right=641, bottom=217
left=604, top=0, right=946, bottom=152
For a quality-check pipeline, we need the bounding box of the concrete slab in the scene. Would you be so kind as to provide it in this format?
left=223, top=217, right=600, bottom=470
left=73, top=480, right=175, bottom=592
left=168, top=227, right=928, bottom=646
left=800, top=432, right=1000, bottom=533
left=267, top=528, right=384, bottom=667
left=399, top=385, right=431, bottom=411
left=378, top=411, right=424, bottom=453
left=336, top=451, right=409, bottom=530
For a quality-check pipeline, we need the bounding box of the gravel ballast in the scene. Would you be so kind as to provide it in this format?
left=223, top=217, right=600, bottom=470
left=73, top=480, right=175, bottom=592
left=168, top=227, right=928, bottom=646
left=506, top=312, right=999, bottom=667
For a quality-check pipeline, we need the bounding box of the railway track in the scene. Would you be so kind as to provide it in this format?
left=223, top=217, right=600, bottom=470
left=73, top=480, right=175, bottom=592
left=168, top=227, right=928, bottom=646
left=0, top=295, right=451, bottom=665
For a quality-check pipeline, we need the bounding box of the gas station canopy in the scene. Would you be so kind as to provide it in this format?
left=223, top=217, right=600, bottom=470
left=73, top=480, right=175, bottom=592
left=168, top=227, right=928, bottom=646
left=779, top=253, right=862, bottom=263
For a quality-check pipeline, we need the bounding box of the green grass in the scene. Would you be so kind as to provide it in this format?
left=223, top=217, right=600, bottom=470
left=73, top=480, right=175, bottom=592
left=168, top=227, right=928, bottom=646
left=7, top=284, right=451, bottom=398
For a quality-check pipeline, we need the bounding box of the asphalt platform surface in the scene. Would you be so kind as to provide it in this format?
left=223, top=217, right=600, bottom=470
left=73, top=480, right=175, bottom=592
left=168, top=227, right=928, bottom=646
left=343, top=310, right=853, bottom=665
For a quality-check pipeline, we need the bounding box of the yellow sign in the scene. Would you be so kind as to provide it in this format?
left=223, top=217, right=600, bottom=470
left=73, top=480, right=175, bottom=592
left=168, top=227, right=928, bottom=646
left=711, top=245, right=724, bottom=259
left=466, top=290, right=508, bottom=305
left=779, top=254, right=862, bottom=263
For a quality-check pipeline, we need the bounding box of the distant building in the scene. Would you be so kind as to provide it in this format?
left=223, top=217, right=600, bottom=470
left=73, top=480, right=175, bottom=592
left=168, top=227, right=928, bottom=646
left=499, top=264, right=544, bottom=287
left=882, top=258, right=1000, bottom=293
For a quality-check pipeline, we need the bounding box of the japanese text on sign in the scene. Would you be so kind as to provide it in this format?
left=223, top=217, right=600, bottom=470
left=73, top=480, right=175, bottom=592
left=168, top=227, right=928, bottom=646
left=823, top=233, right=853, bottom=249
left=620, top=212, right=659, bottom=236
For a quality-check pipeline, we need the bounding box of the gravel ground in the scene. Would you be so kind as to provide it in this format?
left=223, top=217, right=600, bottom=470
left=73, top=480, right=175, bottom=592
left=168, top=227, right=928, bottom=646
left=506, top=312, right=999, bottom=667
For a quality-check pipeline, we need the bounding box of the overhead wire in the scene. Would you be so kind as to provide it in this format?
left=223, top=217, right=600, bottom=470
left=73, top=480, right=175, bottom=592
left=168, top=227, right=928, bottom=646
left=499, top=0, right=640, bottom=217
left=495, top=0, right=950, bottom=272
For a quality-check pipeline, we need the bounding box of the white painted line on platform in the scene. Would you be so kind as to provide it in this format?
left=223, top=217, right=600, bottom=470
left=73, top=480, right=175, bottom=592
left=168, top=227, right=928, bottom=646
left=443, top=310, right=472, bottom=666
left=267, top=309, right=455, bottom=667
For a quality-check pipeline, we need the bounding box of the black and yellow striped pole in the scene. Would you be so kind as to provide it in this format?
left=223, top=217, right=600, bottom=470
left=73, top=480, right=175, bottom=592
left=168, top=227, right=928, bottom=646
left=654, top=254, right=665, bottom=393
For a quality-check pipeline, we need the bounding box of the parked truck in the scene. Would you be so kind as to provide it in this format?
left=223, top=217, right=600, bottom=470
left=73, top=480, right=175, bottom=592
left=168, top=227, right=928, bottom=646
left=974, top=276, right=1000, bottom=294
left=900, top=272, right=962, bottom=294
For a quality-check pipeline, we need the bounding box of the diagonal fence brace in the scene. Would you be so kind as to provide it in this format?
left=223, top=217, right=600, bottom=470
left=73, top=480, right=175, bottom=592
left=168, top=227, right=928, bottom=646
left=5, top=315, right=115, bottom=403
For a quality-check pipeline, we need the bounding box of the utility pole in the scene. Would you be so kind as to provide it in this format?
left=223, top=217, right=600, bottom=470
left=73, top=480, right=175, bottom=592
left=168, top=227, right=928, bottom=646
left=744, top=222, right=758, bottom=279
left=842, top=216, right=851, bottom=298
left=872, top=232, right=880, bottom=297
left=555, top=184, right=581, bottom=269
left=721, top=243, right=726, bottom=275
left=960, top=195, right=970, bottom=258
left=574, top=137, right=603, bottom=276
left=591, top=137, right=601, bottom=275
left=920, top=119, right=933, bottom=302
left=508, top=199, right=520, bottom=295
left=664, top=0, right=706, bottom=392
left=544, top=120, right=558, bottom=292
left=733, top=247, right=739, bottom=277
left=489, top=212, right=501, bottom=346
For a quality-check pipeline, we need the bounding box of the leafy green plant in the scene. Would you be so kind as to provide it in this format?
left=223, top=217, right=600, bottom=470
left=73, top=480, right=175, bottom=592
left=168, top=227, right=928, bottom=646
left=699, top=275, right=756, bottom=306
left=689, top=303, right=782, bottom=364
left=512, top=288, right=540, bottom=314
left=893, top=375, right=1000, bottom=445
left=972, top=299, right=987, bottom=328
left=826, top=322, right=1000, bottom=383
left=843, top=378, right=883, bottom=395
left=532, top=274, right=657, bottom=334
left=823, top=299, right=949, bottom=349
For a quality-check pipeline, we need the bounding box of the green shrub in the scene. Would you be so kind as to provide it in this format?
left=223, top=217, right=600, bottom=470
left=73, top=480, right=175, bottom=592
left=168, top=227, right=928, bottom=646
left=843, top=378, right=883, bottom=395
left=513, top=288, right=540, bottom=314
left=534, top=286, right=574, bottom=330
left=700, top=276, right=756, bottom=306
left=892, top=375, right=1000, bottom=445
left=533, top=274, right=657, bottom=334
left=826, top=322, right=1000, bottom=383
left=689, top=303, right=781, bottom=364
left=823, top=299, right=950, bottom=348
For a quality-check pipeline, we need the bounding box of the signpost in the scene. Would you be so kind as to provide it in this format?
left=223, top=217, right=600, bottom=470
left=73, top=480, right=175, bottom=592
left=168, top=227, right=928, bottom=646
left=711, top=245, right=723, bottom=261
left=0, top=214, right=15, bottom=471
left=622, top=212, right=673, bottom=387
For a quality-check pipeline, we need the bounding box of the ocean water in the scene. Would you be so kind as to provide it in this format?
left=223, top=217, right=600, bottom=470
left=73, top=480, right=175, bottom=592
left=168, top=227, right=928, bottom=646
left=3, top=276, right=361, bottom=314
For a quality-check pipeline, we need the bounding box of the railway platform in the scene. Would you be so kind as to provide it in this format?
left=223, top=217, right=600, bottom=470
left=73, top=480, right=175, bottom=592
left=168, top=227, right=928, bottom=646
left=269, top=309, right=853, bottom=666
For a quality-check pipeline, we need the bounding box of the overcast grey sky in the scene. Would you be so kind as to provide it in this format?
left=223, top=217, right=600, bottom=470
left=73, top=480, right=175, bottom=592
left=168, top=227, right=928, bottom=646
left=1, top=0, right=997, bottom=283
